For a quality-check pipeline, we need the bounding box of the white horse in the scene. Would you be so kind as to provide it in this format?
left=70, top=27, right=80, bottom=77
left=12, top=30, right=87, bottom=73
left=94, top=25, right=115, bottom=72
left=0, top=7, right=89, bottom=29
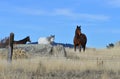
left=38, top=35, right=55, bottom=44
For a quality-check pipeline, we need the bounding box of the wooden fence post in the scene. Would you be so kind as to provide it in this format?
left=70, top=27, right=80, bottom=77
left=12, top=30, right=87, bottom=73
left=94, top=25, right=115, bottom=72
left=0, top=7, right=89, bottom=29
left=8, top=32, right=14, bottom=63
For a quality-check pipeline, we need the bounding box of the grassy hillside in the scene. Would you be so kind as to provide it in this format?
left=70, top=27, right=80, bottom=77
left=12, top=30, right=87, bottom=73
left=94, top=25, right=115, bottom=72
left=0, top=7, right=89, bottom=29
left=0, top=45, right=120, bottom=79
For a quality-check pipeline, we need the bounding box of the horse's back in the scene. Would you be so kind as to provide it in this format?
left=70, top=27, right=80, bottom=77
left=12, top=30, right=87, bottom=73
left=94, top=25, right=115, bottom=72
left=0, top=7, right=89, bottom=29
left=38, top=37, right=49, bottom=44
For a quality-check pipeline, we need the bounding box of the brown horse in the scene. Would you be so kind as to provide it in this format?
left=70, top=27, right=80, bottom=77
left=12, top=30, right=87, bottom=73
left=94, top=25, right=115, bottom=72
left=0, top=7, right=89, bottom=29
left=73, top=25, right=87, bottom=52
left=14, top=36, right=31, bottom=44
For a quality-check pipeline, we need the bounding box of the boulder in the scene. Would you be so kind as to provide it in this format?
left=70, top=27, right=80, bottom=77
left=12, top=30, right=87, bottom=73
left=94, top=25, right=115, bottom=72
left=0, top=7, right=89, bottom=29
left=14, top=44, right=66, bottom=57
left=51, top=45, right=67, bottom=57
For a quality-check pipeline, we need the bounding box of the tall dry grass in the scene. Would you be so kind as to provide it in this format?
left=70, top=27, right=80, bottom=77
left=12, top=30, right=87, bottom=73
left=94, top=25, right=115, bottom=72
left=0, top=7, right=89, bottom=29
left=0, top=47, right=120, bottom=79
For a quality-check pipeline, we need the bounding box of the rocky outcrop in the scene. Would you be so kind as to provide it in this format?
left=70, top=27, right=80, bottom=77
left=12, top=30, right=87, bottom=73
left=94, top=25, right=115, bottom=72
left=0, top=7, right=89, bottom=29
left=14, top=44, right=66, bottom=57
left=51, top=45, right=67, bottom=57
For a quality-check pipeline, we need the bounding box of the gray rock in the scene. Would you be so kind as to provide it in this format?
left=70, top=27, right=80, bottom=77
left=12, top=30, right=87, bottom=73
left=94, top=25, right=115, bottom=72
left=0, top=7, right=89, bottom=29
left=14, top=44, right=66, bottom=57
left=51, top=45, right=67, bottom=57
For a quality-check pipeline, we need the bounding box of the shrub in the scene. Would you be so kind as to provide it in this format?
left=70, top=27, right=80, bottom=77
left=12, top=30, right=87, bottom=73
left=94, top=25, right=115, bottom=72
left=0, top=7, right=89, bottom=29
left=0, top=37, right=9, bottom=48
left=106, top=43, right=114, bottom=48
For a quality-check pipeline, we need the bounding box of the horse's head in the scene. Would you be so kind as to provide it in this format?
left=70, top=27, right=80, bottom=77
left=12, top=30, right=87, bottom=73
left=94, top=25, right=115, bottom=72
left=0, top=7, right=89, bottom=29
left=48, top=35, right=55, bottom=43
left=50, top=35, right=55, bottom=42
left=26, top=36, right=31, bottom=42
left=75, top=25, right=81, bottom=35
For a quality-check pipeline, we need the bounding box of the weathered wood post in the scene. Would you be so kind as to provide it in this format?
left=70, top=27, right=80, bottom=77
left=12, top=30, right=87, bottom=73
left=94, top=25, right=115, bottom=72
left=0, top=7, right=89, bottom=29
left=8, top=32, right=14, bottom=62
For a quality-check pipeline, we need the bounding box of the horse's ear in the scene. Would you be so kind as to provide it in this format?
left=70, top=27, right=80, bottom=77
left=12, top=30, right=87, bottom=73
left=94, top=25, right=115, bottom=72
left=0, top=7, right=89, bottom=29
left=77, top=25, right=79, bottom=28
left=79, top=26, right=81, bottom=28
left=27, top=36, right=30, bottom=38
left=80, top=25, right=81, bottom=28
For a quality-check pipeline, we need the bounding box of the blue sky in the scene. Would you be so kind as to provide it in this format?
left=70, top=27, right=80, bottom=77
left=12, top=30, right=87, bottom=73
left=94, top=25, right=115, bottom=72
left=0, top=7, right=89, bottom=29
left=0, top=0, right=120, bottom=48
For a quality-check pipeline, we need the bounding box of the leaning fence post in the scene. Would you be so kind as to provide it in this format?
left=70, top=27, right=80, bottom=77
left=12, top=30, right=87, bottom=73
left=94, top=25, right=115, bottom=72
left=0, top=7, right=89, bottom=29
left=8, top=32, right=14, bottom=63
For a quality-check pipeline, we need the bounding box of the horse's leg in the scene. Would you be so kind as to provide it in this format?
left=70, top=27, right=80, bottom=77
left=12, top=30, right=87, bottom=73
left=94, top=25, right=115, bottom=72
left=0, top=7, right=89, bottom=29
left=83, top=45, right=86, bottom=52
left=79, top=47, right=81, bottom=52
left=74, top=45, right=76, bottom=52
left=79, top=45, right=81, bottom=52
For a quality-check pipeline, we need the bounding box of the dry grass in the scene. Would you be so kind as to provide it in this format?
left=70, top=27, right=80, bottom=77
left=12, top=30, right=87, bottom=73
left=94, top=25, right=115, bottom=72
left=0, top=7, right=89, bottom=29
left=0, top=47, right=120, bottom=79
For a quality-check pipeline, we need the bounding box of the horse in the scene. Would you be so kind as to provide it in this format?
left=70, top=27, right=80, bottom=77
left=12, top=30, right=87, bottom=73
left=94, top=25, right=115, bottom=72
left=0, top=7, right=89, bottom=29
left=73, top=25, right=87, bottom=52
left=14, top=36, right=31, bottom=44
left=38, top=35, right=55, bottom=44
